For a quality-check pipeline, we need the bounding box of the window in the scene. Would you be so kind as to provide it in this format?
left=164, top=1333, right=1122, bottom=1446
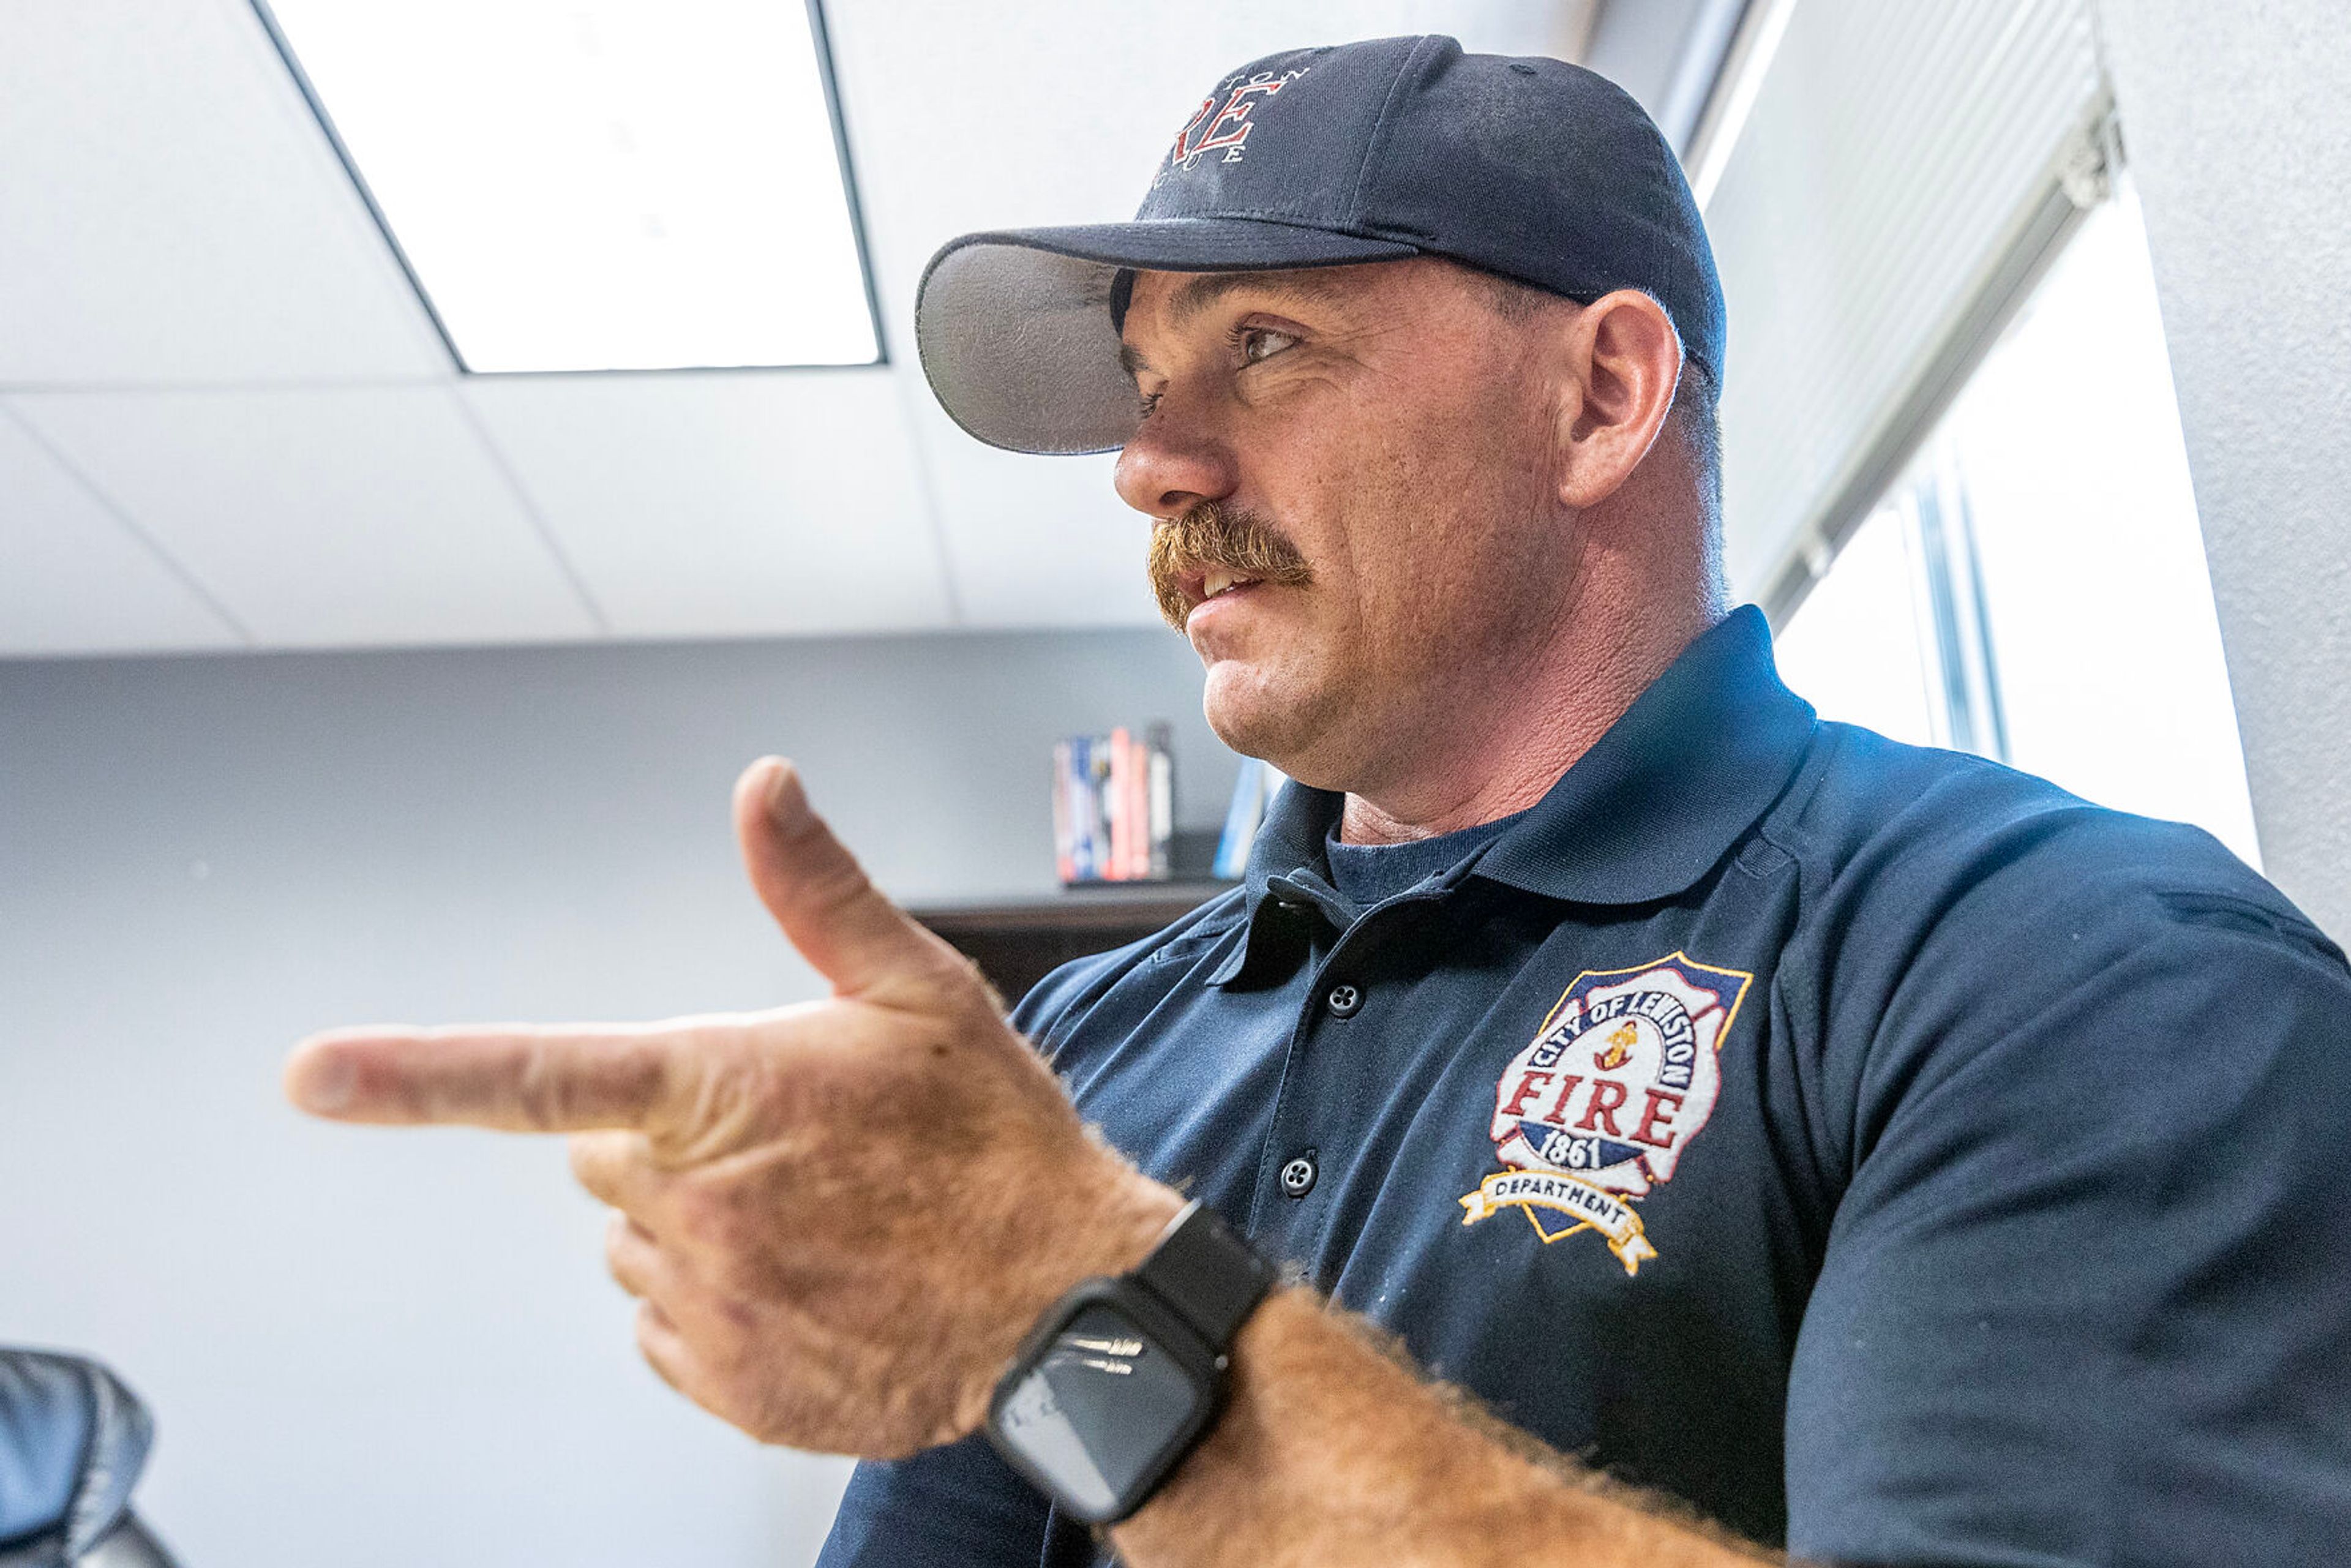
left=1772, top=500, right=1941, bottom=750
left=1777, top=184, right=2262, bottom=868
left=259, top=0, right=879, bottom=373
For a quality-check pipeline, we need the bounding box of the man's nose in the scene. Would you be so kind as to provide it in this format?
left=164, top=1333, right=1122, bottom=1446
left=1113, top=400, right=1239, bottom=520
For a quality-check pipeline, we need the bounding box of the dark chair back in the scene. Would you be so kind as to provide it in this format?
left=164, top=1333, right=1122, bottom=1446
left=0, top=1351, right=181, bottom=1568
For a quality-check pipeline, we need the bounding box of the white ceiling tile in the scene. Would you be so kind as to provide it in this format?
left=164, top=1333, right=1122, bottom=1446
left=460, top=370, right=953, bottom=639
left=0, top=406, right=242, bottom=656
left=11, top=388, right=599, bottom=648
left=907, top=416, right=1165, bottom=631
left=0, top=0, right=446, bottom=384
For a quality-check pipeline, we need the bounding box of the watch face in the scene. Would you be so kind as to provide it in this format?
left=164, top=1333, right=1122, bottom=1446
left=990, top=1301, right=1204, bottom=1522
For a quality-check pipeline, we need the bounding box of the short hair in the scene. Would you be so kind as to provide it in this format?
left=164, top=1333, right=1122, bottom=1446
left=1671, top=354, right=1723, bottom=527
left=1476, top=270, right=1722, bottom=523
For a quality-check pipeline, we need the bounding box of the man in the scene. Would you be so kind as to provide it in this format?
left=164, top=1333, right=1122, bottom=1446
left=286, top=36, right=2351, bottom=1567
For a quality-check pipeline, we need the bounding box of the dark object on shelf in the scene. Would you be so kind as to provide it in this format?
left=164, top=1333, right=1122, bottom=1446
left=915, top=880, right=1237, bottom=1003
left=0, top=1348, right=183, bottom=1567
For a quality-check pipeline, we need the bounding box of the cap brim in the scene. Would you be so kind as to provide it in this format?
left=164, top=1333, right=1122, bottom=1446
left=915, top=219, right=1419, bottom=456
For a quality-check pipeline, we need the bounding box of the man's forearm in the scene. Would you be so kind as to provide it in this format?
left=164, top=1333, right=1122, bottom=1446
left=1111, top=1289, right=1777, bottom=1568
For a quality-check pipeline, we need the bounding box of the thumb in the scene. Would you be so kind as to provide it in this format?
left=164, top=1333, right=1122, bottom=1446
left=733, top=757, right=962, bottom=1002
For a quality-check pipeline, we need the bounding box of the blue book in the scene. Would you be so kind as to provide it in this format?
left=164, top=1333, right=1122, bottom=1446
left=1213, top=759, right=1284, bottom=880
left=1070, top=735, right=1096, bottom=882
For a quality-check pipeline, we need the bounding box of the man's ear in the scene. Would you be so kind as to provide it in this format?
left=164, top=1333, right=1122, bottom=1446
left=1552, top=289, right=1684, bottom=511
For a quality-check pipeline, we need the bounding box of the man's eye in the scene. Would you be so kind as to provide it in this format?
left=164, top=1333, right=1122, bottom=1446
left=1239, top=326, right=1298, bottom=364
left=1136, top=389, right=1163, bottom=419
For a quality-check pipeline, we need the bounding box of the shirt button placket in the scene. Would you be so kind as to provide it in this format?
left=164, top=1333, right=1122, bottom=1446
left=1271, top=984, right=1355, bottom=1215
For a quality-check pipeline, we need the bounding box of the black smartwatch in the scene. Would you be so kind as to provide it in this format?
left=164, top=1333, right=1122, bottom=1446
left=984, top=1199, right=1277, bottom=1525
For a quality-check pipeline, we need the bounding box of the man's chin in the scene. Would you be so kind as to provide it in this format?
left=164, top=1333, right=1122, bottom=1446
left=1201, top=659, right=1324, bottom=775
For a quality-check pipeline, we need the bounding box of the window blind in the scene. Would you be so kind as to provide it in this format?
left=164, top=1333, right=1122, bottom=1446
left=1703, top=0, right=2107, bottom=605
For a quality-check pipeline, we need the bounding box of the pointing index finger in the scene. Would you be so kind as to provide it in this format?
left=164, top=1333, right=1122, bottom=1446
left=285, top=1021, right=691, bottom=1133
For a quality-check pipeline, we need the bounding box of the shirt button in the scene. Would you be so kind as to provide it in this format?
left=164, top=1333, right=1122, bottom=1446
left=1280, top=1153, right=1318, bottom=1198
left=1324, top=982, right=1362, bottom=1018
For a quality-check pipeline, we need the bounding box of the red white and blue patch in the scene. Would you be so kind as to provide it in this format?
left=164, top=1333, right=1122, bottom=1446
left=1460, top=953, right=1753, bottom=1275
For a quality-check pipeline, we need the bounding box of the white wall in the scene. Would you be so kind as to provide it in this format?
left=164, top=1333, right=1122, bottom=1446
left=2098, top=0, right=2351, bottom=937
left=0, top=628, right=1229, bottom=1568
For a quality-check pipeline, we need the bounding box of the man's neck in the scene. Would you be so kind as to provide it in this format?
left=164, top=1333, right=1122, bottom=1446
left=1333, top=598, right=1719, bottom=846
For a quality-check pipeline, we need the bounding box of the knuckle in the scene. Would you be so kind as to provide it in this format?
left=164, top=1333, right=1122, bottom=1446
left=571, top=1130, right=659, bottom=1207
left=776, top=804, right=862, bottom=895
left=634, top=1311, right=683, bottom=1386
left=667, top=1183, right=798, bottom=1299
left=516, top=1035, right=569, bottom=1127
left=711, top=1259, right=770, bottom=1308
left=568, top=1131, right=613, bottom=1187
left=672, top=1185, right=749, bottom=1255
left=951, top=951, right=1008, bottom=1015
left=806, top=863, right=882, bottom=935
left=603, top=1217, right=649, bottom=1292
left=610, top=1038, right=676, bottom=1121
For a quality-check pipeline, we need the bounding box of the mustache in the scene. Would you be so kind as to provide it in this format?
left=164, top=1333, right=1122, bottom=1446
left=1147, top=502, right=1313, bottom=630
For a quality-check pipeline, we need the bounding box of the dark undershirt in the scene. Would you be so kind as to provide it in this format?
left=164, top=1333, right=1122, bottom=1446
left=1320, top=808, right=1526, bottom=913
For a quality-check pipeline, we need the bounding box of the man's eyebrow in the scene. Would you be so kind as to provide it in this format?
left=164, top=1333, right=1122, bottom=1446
left=1166, top=269, right=1346, bottom=332
left=1120, top=271, right=1353, bottom=377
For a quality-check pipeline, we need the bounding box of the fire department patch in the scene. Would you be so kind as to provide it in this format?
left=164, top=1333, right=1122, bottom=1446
left=1459, top=953, right=1753, bottom=1276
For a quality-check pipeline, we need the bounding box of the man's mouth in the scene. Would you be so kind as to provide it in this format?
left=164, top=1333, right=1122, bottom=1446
left=1183, top=568, right=1263, bottom=609
left=1147, top=502, right=1311, bottom=631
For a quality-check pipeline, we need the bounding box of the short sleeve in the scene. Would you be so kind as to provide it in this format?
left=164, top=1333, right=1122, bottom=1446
left=1787, top=871, right=2351, bottom=1566
left=816, top=1433, right=1052, bottom=1568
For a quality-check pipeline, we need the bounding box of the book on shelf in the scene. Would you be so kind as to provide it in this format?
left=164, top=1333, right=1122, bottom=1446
left=1212, top=757, right=1288, bottom=880
left=1054, top=722, right=1179, bottom=884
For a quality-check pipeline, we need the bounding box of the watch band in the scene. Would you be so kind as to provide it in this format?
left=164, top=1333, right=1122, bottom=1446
left=1131, top=1200, right=1278, bottom=1352
left=986, top=1201, right=1277, bottom=1525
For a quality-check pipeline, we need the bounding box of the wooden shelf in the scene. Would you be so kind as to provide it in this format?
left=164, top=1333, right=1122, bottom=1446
left=912, top=882, right=1238, bottom=1000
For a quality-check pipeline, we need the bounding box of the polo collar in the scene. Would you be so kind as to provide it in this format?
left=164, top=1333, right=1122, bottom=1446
left=1210, top=606, right=1815, bottom=984
left=1467, top=605, right=1816, bottom=901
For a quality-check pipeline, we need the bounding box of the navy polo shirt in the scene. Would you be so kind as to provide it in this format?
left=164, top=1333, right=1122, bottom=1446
left=822, top=607, right=2351, bottom=1567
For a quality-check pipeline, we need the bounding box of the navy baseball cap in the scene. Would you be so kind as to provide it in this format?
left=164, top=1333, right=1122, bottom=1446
left=915, top=34, right=1725, bottom=456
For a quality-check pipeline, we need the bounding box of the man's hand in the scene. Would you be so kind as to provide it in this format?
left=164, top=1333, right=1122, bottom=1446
left=284, top=757, right=1183, bottom=1458
left=286, top=759, right=1771, bottom=1568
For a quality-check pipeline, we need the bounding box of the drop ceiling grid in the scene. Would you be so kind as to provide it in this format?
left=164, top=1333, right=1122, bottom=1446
left=459, top=372, right=959, bottom=641
left=8, top=386, right=603, bottom=650
left=0, top=401, right=245, bottom=656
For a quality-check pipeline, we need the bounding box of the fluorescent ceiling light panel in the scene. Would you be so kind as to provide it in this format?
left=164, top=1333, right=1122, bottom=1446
left=261, top=0, right=878, bottom=372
